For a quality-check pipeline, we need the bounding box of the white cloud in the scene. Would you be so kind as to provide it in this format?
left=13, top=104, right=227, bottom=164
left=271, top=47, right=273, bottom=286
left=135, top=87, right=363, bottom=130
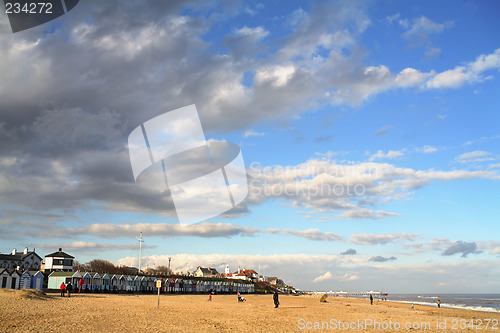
left=337, top=209, right=400, bottom=220
left=74, top=222, right=259, bottom=239
left=255, top=65, right=296, bottom=87
left=374, top=125, right=393, bottom=137
left=313, top=271, right=333, bottom=283
left=351, top=233, right=418, bottom=245
left=402, top=16, right=452, bottom=45
left=455, top=151, right=495, bottom=163
left=369, top=149, right=406, bottom=161
left=415, top=145, right=438, bottom=153
left=243, top=130, right=265, bottom=138
left=279, top=229, right=343, bottom=241
left=246, top=157, right=499, bottom=219
left=234, top=26, right=269, bottom=40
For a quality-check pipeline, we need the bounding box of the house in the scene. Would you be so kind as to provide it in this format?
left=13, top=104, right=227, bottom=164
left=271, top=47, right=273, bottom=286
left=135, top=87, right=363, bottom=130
left=0, top=247, right=42, bottom=271
left=227, top=267, right=258, bottom=281
left=194, top=266, right=219, bottom=278
left=44, top=248, right=74, bottom=273
left=266, top=276, right=285, bottom=286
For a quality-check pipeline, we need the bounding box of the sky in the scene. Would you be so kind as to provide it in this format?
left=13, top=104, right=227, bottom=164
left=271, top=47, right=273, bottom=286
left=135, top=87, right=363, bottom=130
left=0, top=0, right=499, bottom=293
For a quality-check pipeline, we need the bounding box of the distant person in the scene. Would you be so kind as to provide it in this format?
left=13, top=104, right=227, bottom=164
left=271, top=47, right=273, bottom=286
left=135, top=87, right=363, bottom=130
left=273, top=291, right=279, bottom=308
left=66, top=281, right=73, bottom=298
left=437, top=298, right=441, bottom=308
left=60, top=282, right=66, bottom=297
left=208, top=293, right=212, bottom=301
left=370, top=294, right=373, bottom=305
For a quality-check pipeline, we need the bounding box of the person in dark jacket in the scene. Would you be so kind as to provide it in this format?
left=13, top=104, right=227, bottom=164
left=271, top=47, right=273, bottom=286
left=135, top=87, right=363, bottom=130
left=370, top=294, right=373, bottom=305
left=66, top=281, right=73, bottom=298
left=273, top=291, right=279, bottom=308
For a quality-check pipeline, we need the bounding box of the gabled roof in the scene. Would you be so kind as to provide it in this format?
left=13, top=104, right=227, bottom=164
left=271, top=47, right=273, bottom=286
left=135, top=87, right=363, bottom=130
left=48, top=271, right=81, bottom=278
left=45, top=248, right=74, bottom=259
left=197, top=266, right=219, bottom=275
left=0, top=251, right=42, bottom=262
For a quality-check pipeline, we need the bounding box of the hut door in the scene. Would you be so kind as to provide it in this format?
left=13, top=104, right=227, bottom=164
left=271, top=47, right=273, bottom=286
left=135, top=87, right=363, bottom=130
left=1, top=277, right=6, bottom=288
left=11, top=277, right=17, bottom=289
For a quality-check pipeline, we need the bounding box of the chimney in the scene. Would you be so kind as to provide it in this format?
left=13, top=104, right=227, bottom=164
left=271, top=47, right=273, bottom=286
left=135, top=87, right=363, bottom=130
left=24, top=247, right=28, bottom=254
left=59, top=248, right=62, bottom=252
left=238, top=266, right=240, bottom=274
left=12, top=248, right=16, bottom=255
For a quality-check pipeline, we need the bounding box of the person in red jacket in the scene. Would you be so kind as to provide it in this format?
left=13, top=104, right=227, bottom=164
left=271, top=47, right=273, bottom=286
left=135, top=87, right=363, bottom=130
left=60, top=282, right=66, bottom=297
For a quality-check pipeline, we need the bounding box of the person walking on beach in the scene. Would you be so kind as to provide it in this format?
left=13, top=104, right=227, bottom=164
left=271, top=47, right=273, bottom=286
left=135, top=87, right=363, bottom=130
left=437, top=298, right=441, bottom=308
left=273, top=291, right=279, bottom=308
left=66, top=281, right=73, bottom=298
left=370, top=294, right=373, bottom=305
left=208, top=293, right=212, bottom=301
left=60, top=282, right=66, bottom=297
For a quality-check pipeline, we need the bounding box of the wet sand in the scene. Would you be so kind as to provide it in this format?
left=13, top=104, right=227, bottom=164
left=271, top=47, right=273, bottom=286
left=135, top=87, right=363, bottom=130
left=1, top=289, right=499, bottom=332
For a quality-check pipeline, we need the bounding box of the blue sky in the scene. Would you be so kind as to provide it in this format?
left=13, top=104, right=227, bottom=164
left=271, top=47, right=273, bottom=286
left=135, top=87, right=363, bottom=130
left=0, top=0, right=499, bottom=293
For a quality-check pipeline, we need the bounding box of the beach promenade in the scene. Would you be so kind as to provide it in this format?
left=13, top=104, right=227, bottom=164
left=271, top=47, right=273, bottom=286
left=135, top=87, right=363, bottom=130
left=1, top=289, right=499, bottom=332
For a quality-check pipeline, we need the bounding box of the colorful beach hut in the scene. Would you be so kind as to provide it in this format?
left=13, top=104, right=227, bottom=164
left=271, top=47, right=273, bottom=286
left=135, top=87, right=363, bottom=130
left=29, top=271, right=44, bottom=291
left=92, top=273, right=101, bottom=291
left=110, top=274, right=119, bottom=292
left=132, top=276, right=139, bottom=291
left=0, top=268, right=20, bottom=289
left=47, top=271, right=82, bottom=289
left=19, top=270, right=31, bottom=289
left=102, top=274, right=110, bottom=291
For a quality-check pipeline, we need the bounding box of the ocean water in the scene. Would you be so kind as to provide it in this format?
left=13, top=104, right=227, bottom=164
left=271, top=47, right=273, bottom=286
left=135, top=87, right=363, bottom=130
left=387, top=294, right=500, bottom=313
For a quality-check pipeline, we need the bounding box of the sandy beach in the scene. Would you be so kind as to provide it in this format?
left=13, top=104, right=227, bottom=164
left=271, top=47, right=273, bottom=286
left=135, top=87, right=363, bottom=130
left=1, top=289, right=499, bottom=332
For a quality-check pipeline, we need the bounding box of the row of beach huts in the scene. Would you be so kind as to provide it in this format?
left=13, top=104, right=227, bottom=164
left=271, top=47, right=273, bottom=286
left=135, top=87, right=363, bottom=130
left=0, top=268, right=44, bottom=291
left=48, top=271, right=255, bottom=293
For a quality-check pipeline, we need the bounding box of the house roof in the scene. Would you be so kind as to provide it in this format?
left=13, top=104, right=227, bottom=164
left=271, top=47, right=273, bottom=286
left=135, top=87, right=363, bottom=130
left=0, top=251, right=43, bottom=262
left=232, top=269, right=258, bottom=276
left=48, top=271, right=80, bottom=278
left=197, top=266, right=219, bottom=275
left=45, top=248, right=74, bottom=259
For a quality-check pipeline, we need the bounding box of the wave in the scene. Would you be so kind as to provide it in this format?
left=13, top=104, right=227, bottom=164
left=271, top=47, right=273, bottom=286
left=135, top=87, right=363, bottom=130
left=393, top=300, right=500, bottom=313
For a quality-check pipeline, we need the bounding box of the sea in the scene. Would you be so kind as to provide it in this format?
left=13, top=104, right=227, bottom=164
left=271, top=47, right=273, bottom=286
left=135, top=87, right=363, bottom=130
left=386, top=294, right=500, bottom=313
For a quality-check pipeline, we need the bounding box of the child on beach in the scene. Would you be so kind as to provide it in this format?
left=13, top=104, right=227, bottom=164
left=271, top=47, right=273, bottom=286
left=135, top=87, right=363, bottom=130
left=208, top=294, right=212, bottom=301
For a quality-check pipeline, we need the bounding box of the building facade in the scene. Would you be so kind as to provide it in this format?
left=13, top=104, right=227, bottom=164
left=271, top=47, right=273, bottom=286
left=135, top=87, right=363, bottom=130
left=0, top=247, right=42, bottom=271
left=44, top=248, right=74, bottom=273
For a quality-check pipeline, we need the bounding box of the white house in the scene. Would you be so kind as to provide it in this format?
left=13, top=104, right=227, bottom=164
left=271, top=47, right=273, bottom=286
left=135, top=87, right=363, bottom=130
left=44, top=248, right=74, bottom=273
left=0, top=247, right=42, bottom=271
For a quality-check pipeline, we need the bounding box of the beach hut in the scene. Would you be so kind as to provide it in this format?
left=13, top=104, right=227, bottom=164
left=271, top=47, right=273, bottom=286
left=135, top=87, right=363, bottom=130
left=92, top=273, right=101, bottom=291
left=168, top=278, right=174, bottom=293
left=0, top=268, right=10, bottom=289
left=118, top=275, right=126, bottom=291
left=110, top=275, right=119, bottom=292
left=126, top=275, right=133, bottom=292
left=102, top=274, right=110, bottom=292
left=140, top=276, right=147, bottom=292
left=147, top=277, right=154, bottom=292
left=47, top=271, right=82, bottom=289
left=82, top=272, right=92, bottom=291
left=0, top=268, right=20, bottom=289
left=133, top=276, right=141, bottom=292
left=19, top=270, right=31, bottom=289
left=29, top=271, right=44, bottom=291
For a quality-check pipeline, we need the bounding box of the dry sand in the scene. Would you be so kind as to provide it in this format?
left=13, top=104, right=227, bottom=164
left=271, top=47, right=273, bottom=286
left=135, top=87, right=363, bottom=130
left=1, top=289, right=499, bottom=332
